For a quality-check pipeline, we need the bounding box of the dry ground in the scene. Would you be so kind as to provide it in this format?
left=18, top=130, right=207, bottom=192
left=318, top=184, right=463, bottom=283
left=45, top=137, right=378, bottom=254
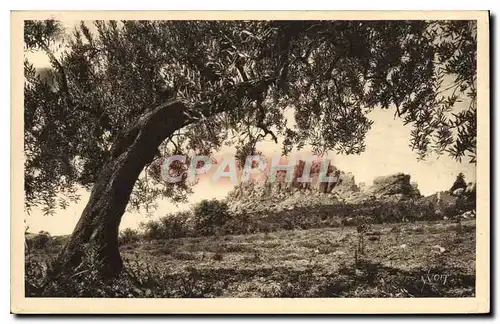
left=26, top=219, right=475, bottom=297
left=118, top=219, right=475, bottom=297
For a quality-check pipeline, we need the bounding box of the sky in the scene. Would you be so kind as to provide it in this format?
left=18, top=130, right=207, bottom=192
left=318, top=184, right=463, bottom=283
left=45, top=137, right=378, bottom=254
left=23, top=21, right=476, bottom=235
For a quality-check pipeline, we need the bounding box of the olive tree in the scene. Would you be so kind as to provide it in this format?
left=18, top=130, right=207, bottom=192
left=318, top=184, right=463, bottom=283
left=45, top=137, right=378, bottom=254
left=24, top=20, right=476, bottom=277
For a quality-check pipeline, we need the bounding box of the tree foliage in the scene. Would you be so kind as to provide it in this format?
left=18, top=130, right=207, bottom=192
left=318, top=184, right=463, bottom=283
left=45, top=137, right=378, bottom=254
left=192, top=199, right=231, bottom=236
left=24, top=20, right=477, bottom=214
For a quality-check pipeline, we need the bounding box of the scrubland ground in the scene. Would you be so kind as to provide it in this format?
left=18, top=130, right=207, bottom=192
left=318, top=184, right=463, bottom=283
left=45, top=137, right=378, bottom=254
left=26, top=219, right=475, bottom=298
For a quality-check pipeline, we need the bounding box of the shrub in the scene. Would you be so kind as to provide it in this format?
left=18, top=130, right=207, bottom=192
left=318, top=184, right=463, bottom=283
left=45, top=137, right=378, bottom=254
left=138, top=211, right=192, bottom=240
left=411, top=200, right=439, bottom=221
left=354, top=199, right=438, bottom=223
left=159, top=211, right=191, bottom=239
left=118, top=228, right=140, bottom=245
left=456, top=192, right=476, bottom=214
left=440, top=190, right=475, bottom=219
left=25, top=255, right=52, bottom=296
left=222, top=211, right=259, bottom=235
left=29, top=231, right=52, bottom=250
left=193, top=199, right=231, bottom=236
left=140, top=220, right=164, bottom=240
left=216, top=198, right=440, bottom=237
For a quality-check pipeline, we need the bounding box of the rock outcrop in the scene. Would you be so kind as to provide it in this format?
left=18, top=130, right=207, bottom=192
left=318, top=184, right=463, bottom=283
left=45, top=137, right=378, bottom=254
left=452, top=188, right=465, bottom=196
left=225, top=161, right=424, bottom=213
left=367, top=173, right=421, bottom=199
left=226, top=159, right=358, bottom=213
left=465, top=182, right=476, bottom=195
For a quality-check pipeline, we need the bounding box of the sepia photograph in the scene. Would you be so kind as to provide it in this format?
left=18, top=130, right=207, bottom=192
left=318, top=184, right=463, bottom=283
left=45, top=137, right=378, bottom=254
left=11, top=10, right=490, bottom=314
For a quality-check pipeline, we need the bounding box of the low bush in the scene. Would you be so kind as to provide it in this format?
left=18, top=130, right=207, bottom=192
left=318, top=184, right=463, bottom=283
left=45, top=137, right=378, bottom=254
left=357, top=199, right=438, bottom=223
left=139, top=211, right=192, bottom=240
left=118, top=228, right=141, bottom=245
left=441, top=194, right=476, bottom=219
left=159, top=211, right=192, bottom=239
left=139, top=220, right=164, bottom=240
left=136, top=201, right=231, bottom=240
left=130, top=196, right=443, bottom=242
left=192, top=199, right=231, bottom=236
left=27, top=231, right=52, bottom=250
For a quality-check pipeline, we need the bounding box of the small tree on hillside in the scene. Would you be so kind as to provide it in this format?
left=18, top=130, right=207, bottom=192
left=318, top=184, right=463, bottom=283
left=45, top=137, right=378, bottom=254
left=449, top=172, right=467, bottom=193
left=193, top=199, right=231, bottom=236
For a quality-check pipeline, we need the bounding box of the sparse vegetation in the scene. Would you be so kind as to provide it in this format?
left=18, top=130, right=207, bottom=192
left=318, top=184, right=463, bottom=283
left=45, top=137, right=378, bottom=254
left=25, top=194, right=475, bottom=298
left=118, top=228, right=141, bottom=245
left=105, top=197, right=466, bottom=245
left=26, top=231, right=52, bottom=250
left=25, top=219, right=475, bottom=297
left=116, top=197, right=446, bottom=245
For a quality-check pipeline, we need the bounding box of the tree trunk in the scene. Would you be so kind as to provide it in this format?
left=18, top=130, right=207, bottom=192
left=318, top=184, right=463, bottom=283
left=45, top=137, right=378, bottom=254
left=51, top=101, right=189, bottom=278
left=49, top=78, right=276, bottom=279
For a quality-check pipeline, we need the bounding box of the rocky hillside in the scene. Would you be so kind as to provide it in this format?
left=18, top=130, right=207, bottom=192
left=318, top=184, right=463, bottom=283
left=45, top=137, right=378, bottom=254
left=225, top=159, right=421, bottom=213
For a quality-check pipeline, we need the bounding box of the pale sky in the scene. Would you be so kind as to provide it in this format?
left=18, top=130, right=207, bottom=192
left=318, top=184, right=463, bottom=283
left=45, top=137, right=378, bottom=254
left=23, top=21, right=476, bottom=235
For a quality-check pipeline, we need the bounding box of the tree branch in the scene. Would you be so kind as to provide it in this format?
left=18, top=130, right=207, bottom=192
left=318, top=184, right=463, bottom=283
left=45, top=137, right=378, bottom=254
left=40, top=44, right=69, bottom=97
left=40, top=44, right=114, bottom=135
left=255, top=101, right=278, bottom=144
left=110, top=75, right=277, bottom=161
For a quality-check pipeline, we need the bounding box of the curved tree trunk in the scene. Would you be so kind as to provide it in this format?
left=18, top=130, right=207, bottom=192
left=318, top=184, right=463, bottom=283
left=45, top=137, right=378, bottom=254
left=51, top=101, right=189, bottom=278
left=49, top=78, right=276, bottom=279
